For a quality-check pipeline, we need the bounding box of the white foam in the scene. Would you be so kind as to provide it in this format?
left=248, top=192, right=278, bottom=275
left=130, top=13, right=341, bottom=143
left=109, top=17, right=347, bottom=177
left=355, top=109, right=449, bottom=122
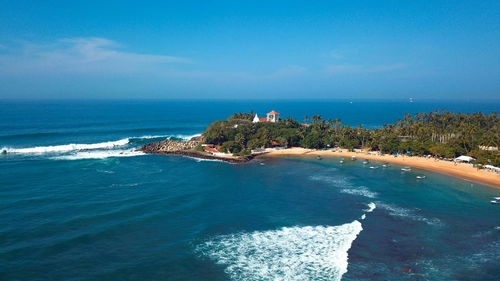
left=364, top=202, right=376, bottom=213
left=186, top=156, right=227, bottom=163
left=132, top=135, right=171, bottom=139
left=2, top=132, right=203, bottom=154
left=198, top=220, right=363, bottom=281
left=377, top=202, right=442, bottom=226
left=340, top=186, right=378, bottom=198
left=168, top=133, right=201, bottom=141
left=360, top=214, right=366, bottom=220
left=2, top=138, right=129, bottom=154
left=51, top=149, right=144, bottom=160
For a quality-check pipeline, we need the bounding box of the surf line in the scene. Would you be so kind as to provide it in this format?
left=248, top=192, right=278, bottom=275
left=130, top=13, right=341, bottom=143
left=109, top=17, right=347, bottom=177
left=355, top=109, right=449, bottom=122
left=197, top=202, right=377, bottom=281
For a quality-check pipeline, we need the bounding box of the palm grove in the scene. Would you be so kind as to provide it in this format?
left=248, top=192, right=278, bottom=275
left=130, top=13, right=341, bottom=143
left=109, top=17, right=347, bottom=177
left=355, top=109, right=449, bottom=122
left=202, top=111, right=499, bottom=166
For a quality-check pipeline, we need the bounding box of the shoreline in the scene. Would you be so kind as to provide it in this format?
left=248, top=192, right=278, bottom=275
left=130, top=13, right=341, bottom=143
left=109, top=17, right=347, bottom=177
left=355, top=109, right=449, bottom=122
left=144, top=150, right=257, bottom=163
left=140, top=137, right=499, bottom=188
left=261, top=147, right=500, bottom=188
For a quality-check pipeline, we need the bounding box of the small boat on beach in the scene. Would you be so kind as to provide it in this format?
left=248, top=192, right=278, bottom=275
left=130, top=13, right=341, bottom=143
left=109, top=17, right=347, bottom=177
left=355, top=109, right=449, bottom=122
left=382, top=163, right=389, bottom=167
left=351, top=156, right=357, bottom=161
left=401, top=167, right=412, bottom=172
left=369, top=166, right=378, bottom=169
left=362, top=160, right=369, bottom=165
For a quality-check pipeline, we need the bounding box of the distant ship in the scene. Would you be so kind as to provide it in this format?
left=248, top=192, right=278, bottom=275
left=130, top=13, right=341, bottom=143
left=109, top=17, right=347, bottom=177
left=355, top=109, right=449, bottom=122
left=409, top=97, right=414, bottom=102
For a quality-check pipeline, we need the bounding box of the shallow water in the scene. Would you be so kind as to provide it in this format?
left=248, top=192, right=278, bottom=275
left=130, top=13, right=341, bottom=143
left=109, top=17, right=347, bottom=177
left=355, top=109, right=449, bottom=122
left=0, top=100, right=499, bottom=281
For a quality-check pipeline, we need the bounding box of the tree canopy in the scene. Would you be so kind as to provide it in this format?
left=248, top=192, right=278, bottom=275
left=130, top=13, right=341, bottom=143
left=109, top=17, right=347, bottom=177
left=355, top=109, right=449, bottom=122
left=202, top=111, right=499, bottom=166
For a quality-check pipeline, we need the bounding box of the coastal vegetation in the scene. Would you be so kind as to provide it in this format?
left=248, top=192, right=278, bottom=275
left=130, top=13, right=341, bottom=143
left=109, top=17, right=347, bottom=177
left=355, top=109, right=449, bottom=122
left=203, top=111, right=500, bottom=166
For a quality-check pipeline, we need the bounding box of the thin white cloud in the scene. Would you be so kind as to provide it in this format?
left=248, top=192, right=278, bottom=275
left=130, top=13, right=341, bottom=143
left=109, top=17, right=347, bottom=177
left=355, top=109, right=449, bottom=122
left=0, top=37, right=190, bottom=75
left=326, top=63, right=407, bottom=75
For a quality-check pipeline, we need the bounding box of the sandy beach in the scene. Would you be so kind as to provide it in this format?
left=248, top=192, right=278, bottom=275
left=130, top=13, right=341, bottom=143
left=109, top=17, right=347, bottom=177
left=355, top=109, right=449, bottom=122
left=263, top=147, right=500, bottom=188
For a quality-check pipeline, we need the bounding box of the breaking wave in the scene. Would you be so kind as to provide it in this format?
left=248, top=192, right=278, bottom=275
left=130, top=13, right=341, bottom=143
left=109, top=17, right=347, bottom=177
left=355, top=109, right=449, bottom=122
left=2, top=139, right=130, bottom=154
left=51, top=149, right=145, bottom=160
left=197, top=220, right=363, bottom=281
left=1, top=134, right=200, bottom=159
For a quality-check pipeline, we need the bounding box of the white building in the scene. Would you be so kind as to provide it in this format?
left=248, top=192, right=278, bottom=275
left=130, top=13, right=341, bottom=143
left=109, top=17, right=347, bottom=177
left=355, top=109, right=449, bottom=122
left=253, top=110, right=281, bottom=123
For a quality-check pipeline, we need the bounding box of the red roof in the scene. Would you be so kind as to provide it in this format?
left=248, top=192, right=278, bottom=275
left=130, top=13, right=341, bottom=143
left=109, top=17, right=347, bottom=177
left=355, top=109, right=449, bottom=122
left=267, top=110, right=279, bottom=115
left=203, top=146, right=219, bottom=153
left=259, top=117, right=268, bottom=122
left=271, top=141, right=280, bottom=146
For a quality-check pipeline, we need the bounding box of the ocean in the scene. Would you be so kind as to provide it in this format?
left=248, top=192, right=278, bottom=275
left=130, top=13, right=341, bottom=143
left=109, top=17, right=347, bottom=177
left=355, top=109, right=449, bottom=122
left=0, top=100, right=499, bottom=281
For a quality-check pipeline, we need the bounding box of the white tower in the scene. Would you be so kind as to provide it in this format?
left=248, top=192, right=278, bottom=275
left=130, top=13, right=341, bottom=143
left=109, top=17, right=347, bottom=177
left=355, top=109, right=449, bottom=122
left=266, top=110, right=280, bottom=122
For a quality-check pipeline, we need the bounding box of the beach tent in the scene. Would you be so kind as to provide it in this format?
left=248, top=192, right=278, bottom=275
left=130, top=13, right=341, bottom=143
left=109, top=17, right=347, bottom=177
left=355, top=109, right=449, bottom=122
left=484, top=165, right=500, bottom=172
left=454, top=155, right=475, bottom=162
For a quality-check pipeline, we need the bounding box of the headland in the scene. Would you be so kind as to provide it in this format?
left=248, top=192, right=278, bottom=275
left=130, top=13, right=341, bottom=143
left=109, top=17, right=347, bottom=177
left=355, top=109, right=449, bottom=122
left=140, top=110, right=500, bottom=188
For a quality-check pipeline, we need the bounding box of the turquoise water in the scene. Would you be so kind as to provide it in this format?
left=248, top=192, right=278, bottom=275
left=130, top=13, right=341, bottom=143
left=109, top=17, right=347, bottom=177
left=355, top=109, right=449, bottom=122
left=0, top=100, right=499, bottom=281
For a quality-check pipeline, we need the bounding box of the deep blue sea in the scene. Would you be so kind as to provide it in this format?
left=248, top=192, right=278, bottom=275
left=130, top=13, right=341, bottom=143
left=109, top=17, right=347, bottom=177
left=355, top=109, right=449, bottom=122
left=0, top=100, right=499, bottom=281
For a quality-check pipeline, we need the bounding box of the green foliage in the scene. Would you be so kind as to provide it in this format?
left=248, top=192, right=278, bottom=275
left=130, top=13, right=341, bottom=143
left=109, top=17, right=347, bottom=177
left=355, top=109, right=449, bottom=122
left=201, top=110, right=499, bottom=159
left=195, top=144, right=204, bottom=152
left=301, top=131, right=324, bottom=148
left=228, top=112, right=254, bottom=121
left=220, top=141, right=242, bottom=154
left=379, top=136, right=400, bottom=154
left=428, top=143, right=461, bottom=158
left=236, top=149, right=252, bottom=156
left=470, top=149, right=500, bottom=166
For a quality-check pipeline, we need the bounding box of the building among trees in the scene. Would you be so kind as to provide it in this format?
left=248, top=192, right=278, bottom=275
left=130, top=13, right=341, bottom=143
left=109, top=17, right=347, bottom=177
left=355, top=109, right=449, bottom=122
left=253, top=110, right=281, bottom=123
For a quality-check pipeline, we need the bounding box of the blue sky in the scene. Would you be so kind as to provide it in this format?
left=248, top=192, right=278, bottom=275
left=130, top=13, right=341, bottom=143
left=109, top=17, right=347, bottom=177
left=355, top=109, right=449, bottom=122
left=0, top=0, right=499, bottom=99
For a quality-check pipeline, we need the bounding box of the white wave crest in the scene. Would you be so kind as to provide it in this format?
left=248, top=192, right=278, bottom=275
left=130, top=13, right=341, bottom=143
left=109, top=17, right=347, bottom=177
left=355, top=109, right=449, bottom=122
left=187, top=157, right=227, bottom=163
left=198, top=221, right=363, bottom=281
left=364, top=202, right=376, bottom=213
left=340, top=186, right=378, bottom=198
left=132, top=135, right=170, bottom=139
left=1, top=133, right=202, bottom=156
left=377, top=202, right=442, bottom=226
left=168, top=133, right=201, bottom=141
left=2, top=138, right=129, bottom=154
left=51, top=149, right=144, bottom=160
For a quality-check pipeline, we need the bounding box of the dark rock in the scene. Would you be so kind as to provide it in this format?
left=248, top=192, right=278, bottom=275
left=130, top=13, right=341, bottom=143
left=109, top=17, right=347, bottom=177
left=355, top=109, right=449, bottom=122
left=139, top=136, right=256, bottom=163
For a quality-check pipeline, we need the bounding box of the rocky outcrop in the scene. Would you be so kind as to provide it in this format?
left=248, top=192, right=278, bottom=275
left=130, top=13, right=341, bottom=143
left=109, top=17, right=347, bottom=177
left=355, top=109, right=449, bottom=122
left=141, top=138, right=201, bottom=153
left=151, top=150, right=256, bottom=163
left=139, top=135, right=257, bottom=163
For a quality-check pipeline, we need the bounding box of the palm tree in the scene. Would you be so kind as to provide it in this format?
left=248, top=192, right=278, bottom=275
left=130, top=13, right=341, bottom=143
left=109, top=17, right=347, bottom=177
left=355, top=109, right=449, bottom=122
left=311, top=115, right=322, bottom=122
